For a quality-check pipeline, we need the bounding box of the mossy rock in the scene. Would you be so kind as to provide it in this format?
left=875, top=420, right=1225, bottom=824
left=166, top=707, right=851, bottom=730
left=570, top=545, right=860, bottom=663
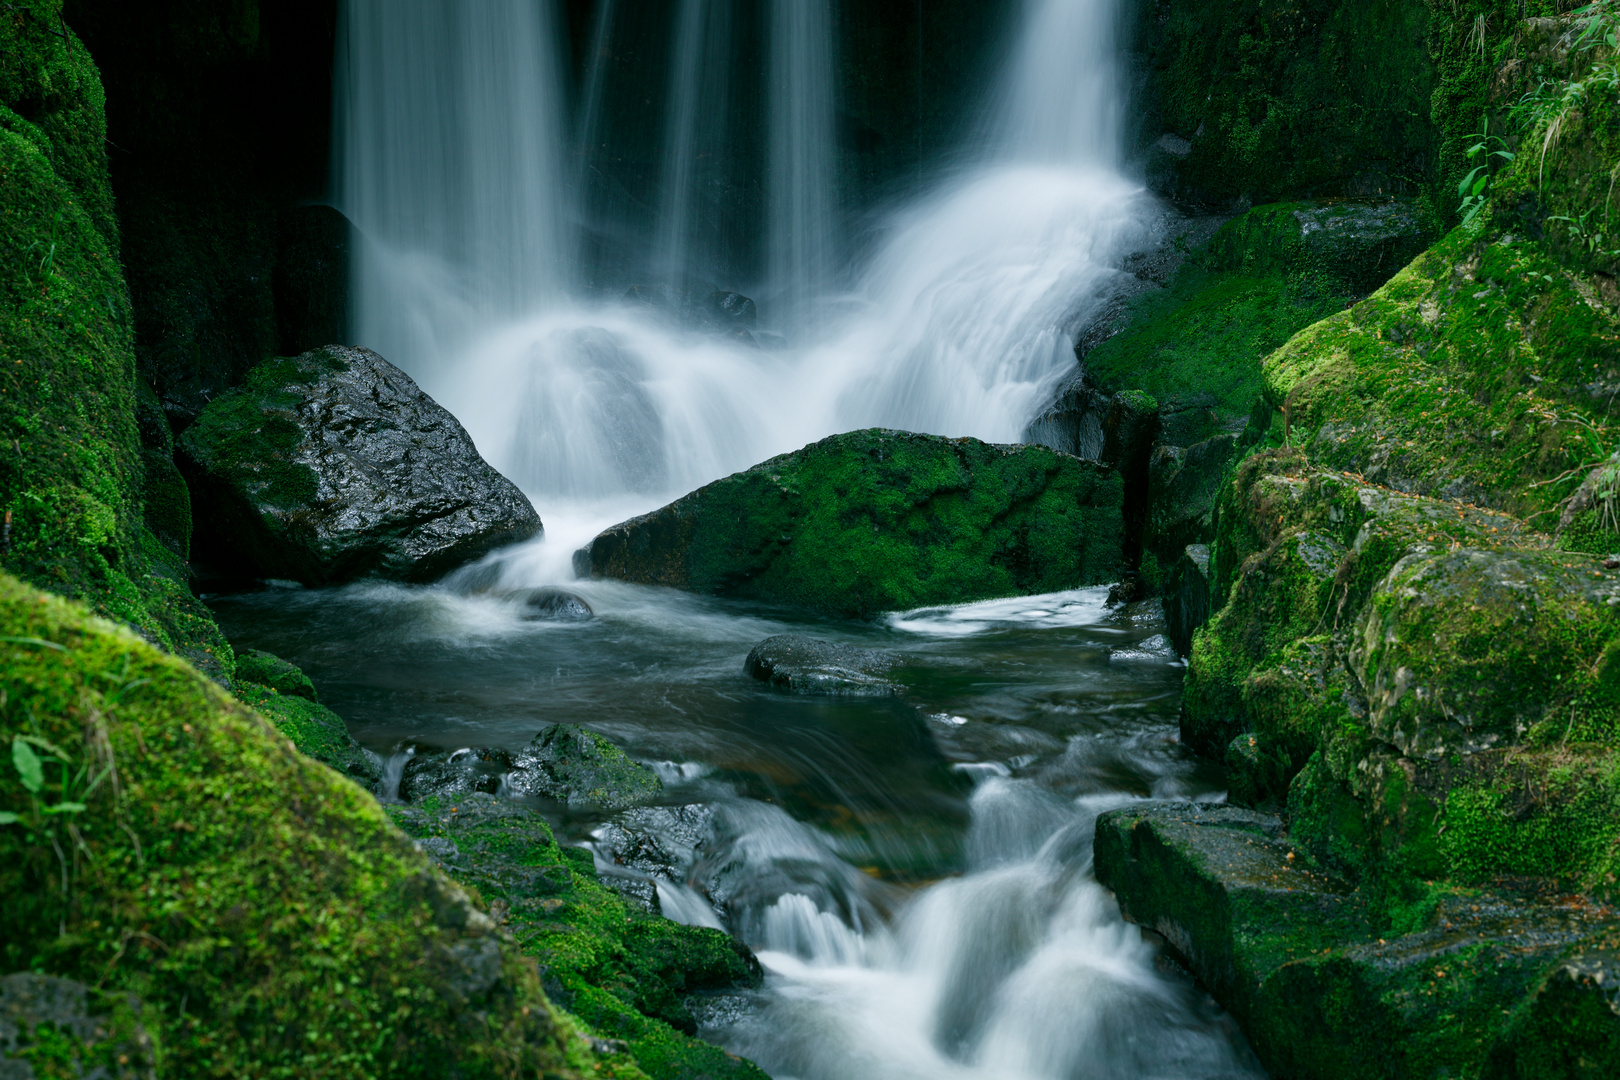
left=1263, top=222, right=1620, bottom=525
left=388, top=794, right=767, bottom=1079
left=507, top=726, right=663, bottom=811
left=1185, top=452, right=1556, bottom=791
left=1095, top=802, right=1620, bottom=1080
left=233, top=680, right=380, bottom=789
left=234, top=646, right=317, bottom=700
left=576, top=428, right=1124, bottom=619
left=0, top=572, right=596, bottom=1078
left=1351, top=548, right=1620, bottom=759
left=179, top=346, right=542, bottom=586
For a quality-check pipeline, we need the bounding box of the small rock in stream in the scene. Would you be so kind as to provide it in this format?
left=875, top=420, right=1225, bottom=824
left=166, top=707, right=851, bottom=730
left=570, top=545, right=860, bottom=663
left=744, top=634, right=904, bottom=695
left=519, top=587, right=593, bottom=621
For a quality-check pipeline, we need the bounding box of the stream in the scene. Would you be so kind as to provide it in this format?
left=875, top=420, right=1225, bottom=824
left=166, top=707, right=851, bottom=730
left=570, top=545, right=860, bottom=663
left=211, top=510, right=1265, bottom=1080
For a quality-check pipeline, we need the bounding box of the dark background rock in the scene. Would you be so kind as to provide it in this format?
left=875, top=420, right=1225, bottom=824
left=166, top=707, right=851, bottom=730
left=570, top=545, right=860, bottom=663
left=576, top=428, right=1124, bottom=619
left=744, top=634, right=902, bottom=695
left=179, top=346, right=541, bottom=586
left=1163, top=544, right=1212, bottom=658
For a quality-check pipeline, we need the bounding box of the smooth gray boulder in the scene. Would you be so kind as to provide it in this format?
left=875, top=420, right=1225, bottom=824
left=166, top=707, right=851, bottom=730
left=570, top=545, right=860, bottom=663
left=744, top=635, right=903, bottom=695
left=180, top=346, right=541, bottom=586
left=519, top=588, right=593, bottom=622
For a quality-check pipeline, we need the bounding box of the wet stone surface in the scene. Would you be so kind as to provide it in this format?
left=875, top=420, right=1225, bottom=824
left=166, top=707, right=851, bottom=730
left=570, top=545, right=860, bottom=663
left=744, top=634, right=904, bottom=695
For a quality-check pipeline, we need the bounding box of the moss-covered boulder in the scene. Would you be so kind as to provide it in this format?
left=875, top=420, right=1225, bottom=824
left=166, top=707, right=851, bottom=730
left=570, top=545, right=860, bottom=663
left=575, top=428, right=1124, bottom=618
left=180, top=346, right=542, bottom=586
left=0, top=572, right=602, bottom=1078
left=1095, top=802, right=1620, bottom=1080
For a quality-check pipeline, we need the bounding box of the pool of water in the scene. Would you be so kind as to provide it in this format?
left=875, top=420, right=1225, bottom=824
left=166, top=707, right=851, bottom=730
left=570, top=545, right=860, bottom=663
left=210, top=533, right=1264, bottom=1080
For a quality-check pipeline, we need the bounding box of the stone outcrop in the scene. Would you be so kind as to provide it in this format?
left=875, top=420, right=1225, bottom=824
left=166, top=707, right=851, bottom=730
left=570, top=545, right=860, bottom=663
left=180, top=346, right=541, bottom=586
left=576, top=428, right=1123, bottom=618
left=1096, top=803, right=1620, bottom=1080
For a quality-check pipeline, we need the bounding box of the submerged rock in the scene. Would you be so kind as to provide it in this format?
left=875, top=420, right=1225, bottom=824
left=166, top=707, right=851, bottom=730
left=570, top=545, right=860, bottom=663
left=519, top=587, right=593, bottom=622
left=507, top=725, right=663, bottom=810
left=1095, top=803, right=1620, bottom=1079
left=575, top=428, right=1123, bottom=618
left=744, top=635, right=903, bottom=695
left=180, top=346, right=542, bottom=586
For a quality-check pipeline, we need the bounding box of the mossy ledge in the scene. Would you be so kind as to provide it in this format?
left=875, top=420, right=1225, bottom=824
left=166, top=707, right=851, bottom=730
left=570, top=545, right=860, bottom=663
left=0, top=571, right=618, bottom=1077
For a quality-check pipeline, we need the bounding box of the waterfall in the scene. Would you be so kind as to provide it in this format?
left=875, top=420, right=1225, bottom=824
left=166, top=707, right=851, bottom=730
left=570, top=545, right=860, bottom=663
left=336, top=0, right=570, bottom=394
left=767, top=0, right=841, bottom=326
left=337, top=0, right=1149, bottom=514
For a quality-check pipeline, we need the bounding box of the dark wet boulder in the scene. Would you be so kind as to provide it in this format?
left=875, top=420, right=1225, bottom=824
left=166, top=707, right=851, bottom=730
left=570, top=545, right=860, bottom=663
left=1144, top=433, right=1237, bottom=575
left=235, top=647, right=318, bottom=700
left=575, top=428, right=1124, bottom=618
left=506, top=725, right=662, bottom=810
left=744, top=635, right=902, bottom=695
left=179, top=346, right=541, bottom=587
left=519, top=588, right=593, bottom=622
left=0, top=973, right=156, bottom=1079
left=400, top=746, right=515, bottom=802
left=594, top=804, right=716, bottom=911
left=1094, top=803, right=1620, bottom=1080
left=1162, top=543, right=1211, bottom=658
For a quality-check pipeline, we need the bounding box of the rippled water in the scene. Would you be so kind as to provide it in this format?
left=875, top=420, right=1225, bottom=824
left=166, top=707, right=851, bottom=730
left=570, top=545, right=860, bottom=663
left=212, top=526, right=1264, bottom=1080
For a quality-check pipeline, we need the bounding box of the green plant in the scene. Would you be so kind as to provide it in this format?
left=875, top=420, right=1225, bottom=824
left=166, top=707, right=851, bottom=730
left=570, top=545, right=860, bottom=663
left=1457, top=128, right=1515, bottom=225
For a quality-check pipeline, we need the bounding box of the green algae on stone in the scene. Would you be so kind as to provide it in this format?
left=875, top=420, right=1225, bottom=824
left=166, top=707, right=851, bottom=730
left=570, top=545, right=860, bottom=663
left=576, top=428, right=1123, bottom=619
left=0, top=572, right=594, bottom=1079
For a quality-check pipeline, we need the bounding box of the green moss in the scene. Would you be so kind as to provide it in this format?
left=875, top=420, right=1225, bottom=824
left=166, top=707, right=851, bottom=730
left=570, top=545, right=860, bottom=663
left=0, top=572, right=591, bottom=1078
left=1138, top=0, right=1438, bottom=203
left=1439, top=750, right=1620, bottom=899
left=234, top=646, right=317, bottom=700
left=584, top=429, right=1124, bottom=619
left=386, top=795, right=766, bottom=1080
left=1265, top=221, right=1620, bottom=522
left=0, top=3, right=222, bottom=668
left=233, top=681, right=379, bottom=787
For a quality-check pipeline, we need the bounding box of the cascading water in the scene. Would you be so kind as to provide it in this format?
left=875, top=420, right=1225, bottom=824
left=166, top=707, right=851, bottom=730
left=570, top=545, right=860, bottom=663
left=316, top=3, right=1268, bottom=1077
left=336, top=0, right=570, bottom=389
left=766, top=0, right=841, bottom=326
left=340, top=0, right=1153, bottom=512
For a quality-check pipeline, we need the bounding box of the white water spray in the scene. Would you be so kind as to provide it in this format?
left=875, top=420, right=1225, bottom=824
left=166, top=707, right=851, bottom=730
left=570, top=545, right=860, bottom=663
left=768, top=0, right=841, bottom=325
left=337, top=0, right=570, bottom=386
